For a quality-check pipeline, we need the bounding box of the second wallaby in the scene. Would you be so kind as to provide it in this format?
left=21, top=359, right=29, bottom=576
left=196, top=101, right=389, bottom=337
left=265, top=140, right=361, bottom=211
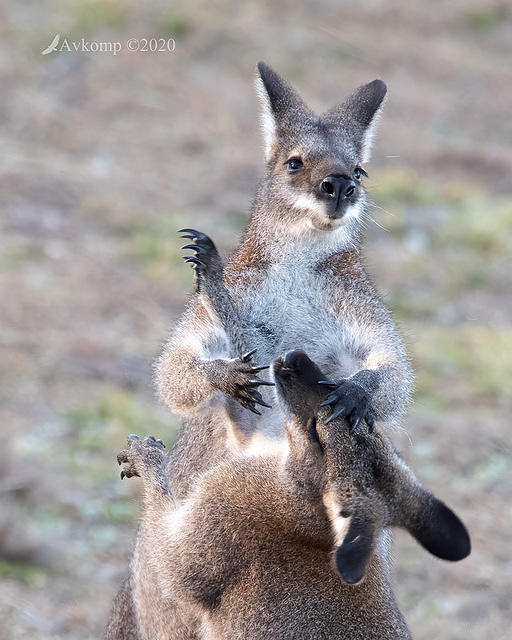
left=117, top=350, right=470, bottom=640
left=156, top=62, right=413, bottom=457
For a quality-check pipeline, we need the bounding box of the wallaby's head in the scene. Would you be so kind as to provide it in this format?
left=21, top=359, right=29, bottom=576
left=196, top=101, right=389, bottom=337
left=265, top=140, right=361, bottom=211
left=255, top=61, right=386, bottom=239
left=273, top=350, right=471, bottom=585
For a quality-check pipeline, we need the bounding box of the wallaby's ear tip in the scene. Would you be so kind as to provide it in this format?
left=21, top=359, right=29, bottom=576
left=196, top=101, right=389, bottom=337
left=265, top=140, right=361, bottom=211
left=335, top=517, right=374, bottom=585
left=367, top=79, right=387, bottom=103
left=414, top=499, right=471, bottom=562
left=335, top=546, right=366, bottom=585
left=257, top=61, right=271, bottom=79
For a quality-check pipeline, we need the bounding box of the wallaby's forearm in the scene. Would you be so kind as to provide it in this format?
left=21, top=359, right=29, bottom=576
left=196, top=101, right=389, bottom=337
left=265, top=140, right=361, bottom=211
left=350, top=357, right=412, bottom=426
left=331, top=272, right=413, bottom=427
left=155, top=301, right=232, bottom=414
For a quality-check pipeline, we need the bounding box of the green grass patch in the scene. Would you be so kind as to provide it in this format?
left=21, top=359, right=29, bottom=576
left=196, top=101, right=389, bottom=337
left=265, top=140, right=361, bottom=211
left=413, top=325, right=512, bottom=406
left=465, top=5, right=509, bottom=33
left=0, top=560, right=49, bottom=587
left=158, top=10, right=191, bottom=38
left=71, top=0, right=128, bottom=33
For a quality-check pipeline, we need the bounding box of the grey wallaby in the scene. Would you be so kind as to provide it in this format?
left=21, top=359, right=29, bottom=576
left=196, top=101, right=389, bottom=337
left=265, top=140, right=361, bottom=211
left=156, top=61, right=413, bottom=462
left=113, top=350, right=470, bottom=640
left=106, top=62, right=422, bottom=639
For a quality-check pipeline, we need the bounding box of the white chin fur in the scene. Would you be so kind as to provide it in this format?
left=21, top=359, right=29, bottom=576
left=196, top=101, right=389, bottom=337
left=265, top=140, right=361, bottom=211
left=293, top=194, right=362, bottom=225
left=293, top=193, right=326, bottom=217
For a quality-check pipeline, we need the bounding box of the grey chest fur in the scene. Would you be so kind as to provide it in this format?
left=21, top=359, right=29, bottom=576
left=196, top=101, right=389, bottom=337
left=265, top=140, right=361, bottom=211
left=237, top=265, right=359, bottom=380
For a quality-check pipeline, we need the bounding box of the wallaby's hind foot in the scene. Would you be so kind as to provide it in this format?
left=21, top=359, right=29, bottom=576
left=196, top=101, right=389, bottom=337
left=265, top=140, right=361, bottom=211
left=179, top=228, right=223, bottom=294
left=117, top=435, right=167, bottom=487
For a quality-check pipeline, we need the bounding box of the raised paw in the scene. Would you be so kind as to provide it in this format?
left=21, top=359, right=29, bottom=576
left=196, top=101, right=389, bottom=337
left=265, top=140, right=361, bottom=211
left=214, top=349, right=275, bottom=416
left=116, top=434, right=166, bottom=480
left=319, top=380, right=376, bottom=433
left=178, top=228, right=222, bottom=293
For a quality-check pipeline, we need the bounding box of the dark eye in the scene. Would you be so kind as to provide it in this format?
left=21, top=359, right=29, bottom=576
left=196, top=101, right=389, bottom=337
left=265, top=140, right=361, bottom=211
left=285, top=157, right=304, bottom=173
left=352, top=167, right=368, bottom=182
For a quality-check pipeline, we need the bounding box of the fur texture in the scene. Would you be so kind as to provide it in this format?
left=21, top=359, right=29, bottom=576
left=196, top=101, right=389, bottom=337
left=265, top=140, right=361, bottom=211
left=156, top=62, right=413, bottom=458
left=114, top=352, right=469, bottom=639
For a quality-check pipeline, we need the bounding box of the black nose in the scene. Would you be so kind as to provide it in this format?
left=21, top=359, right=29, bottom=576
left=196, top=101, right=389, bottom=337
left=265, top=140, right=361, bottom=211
left=320, top=175, right=355, bottom=202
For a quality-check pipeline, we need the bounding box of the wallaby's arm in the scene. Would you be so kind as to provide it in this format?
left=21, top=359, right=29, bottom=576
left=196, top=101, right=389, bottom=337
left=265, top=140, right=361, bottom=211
left=324, top=261, right=413, bottom=429
left=156, top=299, right=231, bottom=414
left=157, top=231, right=272, bottom=417
left=344, top=295, right=412, bottom=425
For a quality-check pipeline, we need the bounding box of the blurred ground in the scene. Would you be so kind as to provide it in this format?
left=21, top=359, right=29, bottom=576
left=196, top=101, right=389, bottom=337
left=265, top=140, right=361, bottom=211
left=0, top=1, right=511, bottom=638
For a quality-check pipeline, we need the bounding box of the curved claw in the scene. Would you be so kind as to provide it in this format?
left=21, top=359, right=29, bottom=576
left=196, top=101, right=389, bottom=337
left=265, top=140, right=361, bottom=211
left=326, top=405, right=346, bottom=424
left=250, top=365, right=270, bottom=373
left=348, top=414, right=361, bottom=434
left=178, top=228, right=202, bottom=237
left=365, top=408, right=376, bottom=433
left=253, top=398, right=272, bottom=409
left=318, top=380, right=338, bottom=387
left=184, top=256, right=205, bottom=267
left=240, top=400, right=261, bottom=416
left=246, top=379, right=275, bottom=387
left=241, top=348, right=257, bottom=362
left=181, top=243, right=206, bottom=254
left=320, top=392, right=337, bottom=407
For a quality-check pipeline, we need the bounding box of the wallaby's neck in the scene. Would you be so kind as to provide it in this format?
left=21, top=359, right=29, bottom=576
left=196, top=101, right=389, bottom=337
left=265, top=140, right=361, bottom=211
left=228, top=181, right=364, bottom=274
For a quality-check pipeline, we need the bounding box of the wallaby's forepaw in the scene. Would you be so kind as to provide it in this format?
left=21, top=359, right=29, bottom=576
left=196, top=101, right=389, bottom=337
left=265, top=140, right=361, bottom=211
left=319, top=380, right=376, bottom=433
left=117, top=434, right=166, bottom=480
left=213, top=349, right=274, bottom=416
left=179, top=228, right=222, bottom=293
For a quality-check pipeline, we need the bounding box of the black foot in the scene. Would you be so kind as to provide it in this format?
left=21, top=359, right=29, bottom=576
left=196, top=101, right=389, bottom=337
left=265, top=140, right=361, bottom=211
left=117, top=434, right=166, bottom=480
left=178, top=228, right=222, bottom=293
left=319, top=380, right=376, bottom=433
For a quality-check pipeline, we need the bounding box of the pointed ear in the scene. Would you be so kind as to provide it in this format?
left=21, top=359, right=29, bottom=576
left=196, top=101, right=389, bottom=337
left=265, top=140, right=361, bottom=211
left=255, top=61, right=311, bottom=160
left=406, top=492, right=471, bottom=562
left=324, top=79, right=387, bottom=163
left=335, top=515, right=374, bottom=584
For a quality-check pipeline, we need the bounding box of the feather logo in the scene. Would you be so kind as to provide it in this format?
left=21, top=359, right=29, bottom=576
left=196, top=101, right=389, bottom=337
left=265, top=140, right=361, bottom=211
left=41, top=34, right=60, bottom=55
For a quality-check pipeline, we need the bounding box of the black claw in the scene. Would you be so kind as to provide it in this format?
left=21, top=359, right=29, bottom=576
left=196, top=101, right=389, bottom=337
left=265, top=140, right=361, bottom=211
left=318, top=380, right=338, bottom=387
left=320, top=392, right=337, bottom=407
left=250, top=365, right=270, bottom=373
left=256, top=400, right=272, bottom=409
left=365, top=409, right=376, bottom=433
left=326, top=405, right=346, bottom=424
left=250, top=391, right=272, bottom=409
left=181, top=243, right=205, bottom=253
left=178, top=228, right=201, bottom=237
left=184, top=256, right=205, bottom=267
left=348, top=415, right=361, bottom=434
left=248, top=379, right=275, bottom=387
left=244, top=402, right=262, bottom=416
left=241, top=348, right=257, bottom=362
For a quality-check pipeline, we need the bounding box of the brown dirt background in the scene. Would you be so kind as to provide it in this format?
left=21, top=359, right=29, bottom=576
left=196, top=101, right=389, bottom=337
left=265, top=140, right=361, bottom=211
left=0, top=1, right=511, bottom=638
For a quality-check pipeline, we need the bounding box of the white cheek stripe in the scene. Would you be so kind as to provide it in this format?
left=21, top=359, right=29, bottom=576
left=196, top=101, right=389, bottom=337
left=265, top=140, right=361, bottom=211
left=323, top=491, right=352, bottom=545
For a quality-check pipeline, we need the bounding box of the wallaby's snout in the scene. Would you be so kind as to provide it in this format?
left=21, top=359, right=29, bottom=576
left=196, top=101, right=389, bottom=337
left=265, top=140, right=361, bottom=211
left=273, top=350, right=326, bottom=416
left=320, top=174, right=357, bottom=218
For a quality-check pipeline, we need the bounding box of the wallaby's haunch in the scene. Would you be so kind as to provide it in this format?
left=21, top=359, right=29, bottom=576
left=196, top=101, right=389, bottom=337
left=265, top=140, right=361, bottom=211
left=156, top=62, right=413, bottom=454
left=116, top=351, right=470, bottom=640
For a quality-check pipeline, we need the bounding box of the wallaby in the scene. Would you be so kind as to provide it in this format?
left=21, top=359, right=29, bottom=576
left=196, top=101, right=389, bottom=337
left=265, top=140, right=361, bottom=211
left=156, top=62, right=414, bottom=457
left=116, top=350, right=470, bottom=640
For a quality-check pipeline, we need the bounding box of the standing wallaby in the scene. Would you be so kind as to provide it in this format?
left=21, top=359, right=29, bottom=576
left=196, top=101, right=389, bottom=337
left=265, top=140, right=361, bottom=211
left=117, top=350, right=470, bottom=640
left=156, top=62, right=413, bottom=457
